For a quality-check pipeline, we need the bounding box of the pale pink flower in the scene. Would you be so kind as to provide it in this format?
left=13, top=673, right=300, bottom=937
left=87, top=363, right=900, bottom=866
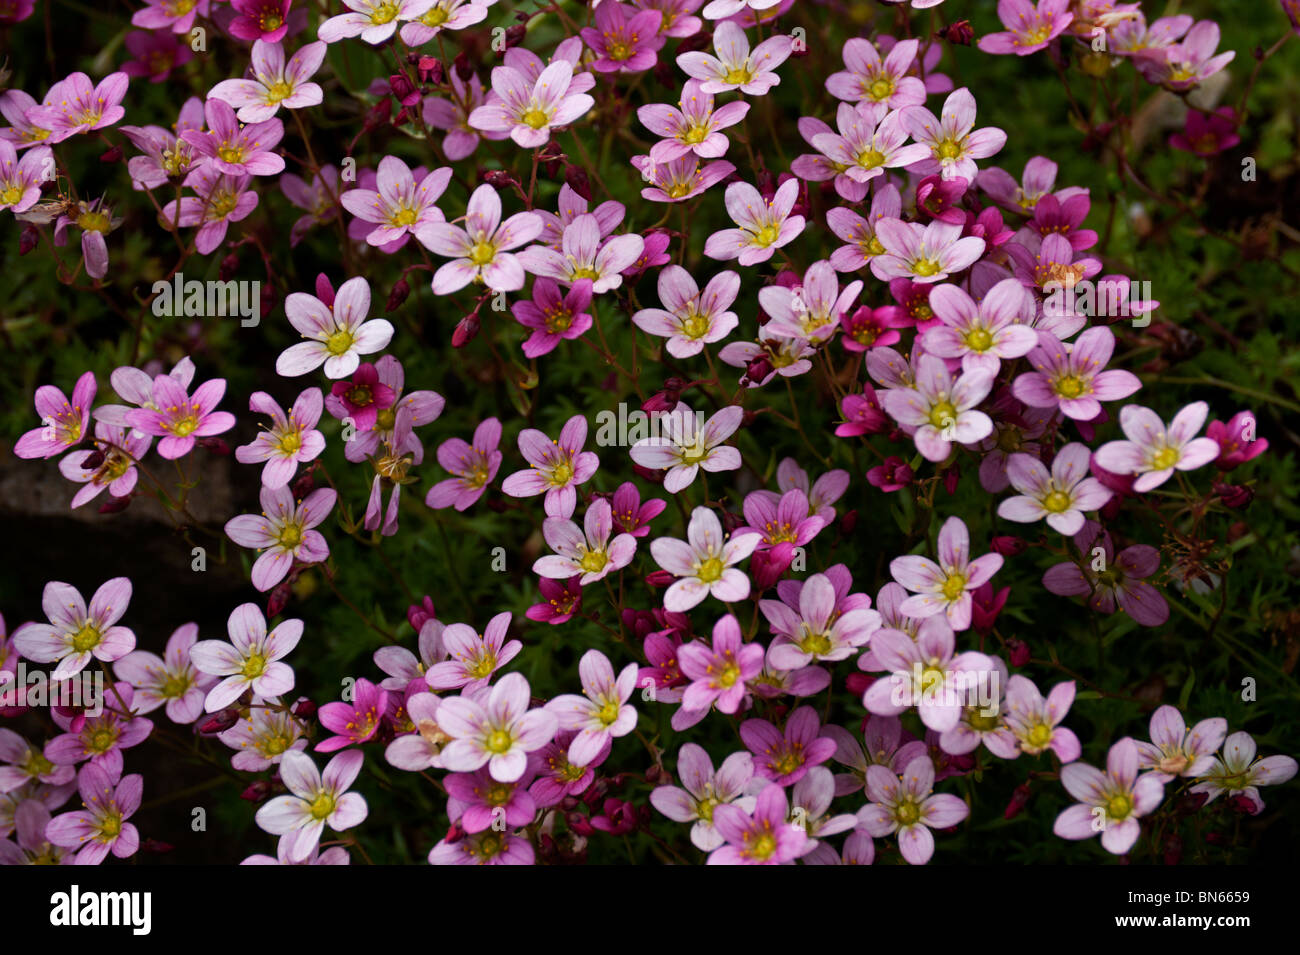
left=318, top=0, right=435, bottom=44
left=533, top=498, right=637, bottom=586
left=516, top=213, right=644, bottom=293
left=1093, top=401, right=1221, bottom=492
left=190, top=603, right=303, bottom=711
left=467, top=61, right=594, bottom=149
left=889, top=516, right=1003, bottom=630
left=425, top=611, right=521, bottom=693
left=1054, top=737, right=1163, bottom=854
left=254, top=750, right=368, bottom=862
left=921, top=278, right=1038, bottom=374
left=546, top=650, right=639, bottom=765
left=224, top=485, right=337, bottom=591
left=632, top=264, right=737, bottom=358
left=12, top=578, right=135, bottom=682
left=704, top=177, right=805, bottom=266
left=419, top=183, right=542, bottom=293
left=879, top=355, right=995, bottom=462
left=650, top=507, right=760, bottom=611
left=676, top=20, right=792, bottom=95
left=208, top=40, right=326, bottom=123
left=857, top=755, right=969, bottom=865
left=638, top=79, right=749, bottom=163
left=629, top=403, right=742, bottom=493
left=903, top=87, right=1007, bottom=182
left=869, top=217, right=986, bottom=283
left=341, top=156, right=451, bottom=247
left=112, top=623, right=216, bottom=725
left=998, top=443, right=1112, bottom=535
left=1188, top=731, right=1298, bottom=815
left=825, top=37, right=927, bottom=114
left=276, top=276, right=395, bottom=379
left=235, top=388, right=326, bottom=489
left=436, top=673, right=558, bottom=783
left=1135, top=705, right=1227, bottom=782
left=500, top=413, right=599, bottom=519
left=27, top=72, right=128, bottom=142
left=426, top=417, right=503, bottom=511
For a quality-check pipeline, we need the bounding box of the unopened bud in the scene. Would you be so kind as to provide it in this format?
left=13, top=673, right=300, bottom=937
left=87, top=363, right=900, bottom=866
left=387, top=277, right=411, bottom=311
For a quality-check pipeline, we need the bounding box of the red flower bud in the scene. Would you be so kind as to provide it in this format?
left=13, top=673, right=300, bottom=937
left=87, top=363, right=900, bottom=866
left=241, top=779, right=275, bottom=802
left=418, top=56, right=443, bottom=84
left=198, top=436, right=231, bottom=455
left=991, top=535, right=1027, bottom=557
left=99, top=145, right=123, bottom=163
left=452, top=312, right=481, bottom=348
left=386, top=277, right=411, bottom=312
left=1212, top=481, right=1254, bottom=510
left=266, top=581, right=292, bottom=619
left=453, top=51, right=472, bottom=81
left=645, top=570, right=675, bottom=588
left=408, top=596, right=436, bottom=633
left=1007, top=639, right=1031, bottom=668
left=219, top=252, right=239, bottom=281
left=845, top=672, right=874, bottom=697
left=1004, top=783, right=1032, bottom=820
left=196, top=707, right=241, bottom=735
left=839, top=509, right=859, bottom=535
left=19, top=224, right=39, bottom=256
left=565, top=165, right=592, bottom=201
left=482, top=168, right=521, bottom=190
left=292, top=698, right=317, bottom=720
left=98, top=494, right=132, bottom=514
left=938, top=19, right=975, bottom=45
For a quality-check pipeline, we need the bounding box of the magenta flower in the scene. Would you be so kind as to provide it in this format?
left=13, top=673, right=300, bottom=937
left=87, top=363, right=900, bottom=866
left=0, top=85, right=62, bottom=150
left=677, top=21, right=792, bottom=95
left=0, top=141, right=51, bottom=213
left=121, top=373, right=233, bottom=460
left=737, top=487, right=826, bottom=553
left=839, top=305, right=908, bottom=354
left=113, top=623, right=216, bottom=725
left=890, top=516, right=1003, bottom=630
left=998, top=443, right=1112, bottom=535
left=825, top=36, right=927, bottom=114
left=921, top=278, right=1038, bottom=374
left=277, top=276, right=395, bottom=379
left=501, top=413, right=599, bottom=519
left=708, top=781, right=807, bottom=865
left=468, top=60, right=594, bottom=149
left=1012, top=326, right=1140, bottom=421
left=987, top=675, right=1081, bottom=761
left=741, top=707, right=837, bottom=786
left=46, top=684, right=152, bottom=777
left=235, top=388, right=325, bottom=489
left=45, top=765, right=142, bottom=865
left=609, top=482, right=666, bottom=537
left=426, top=612, right=521, bottom=693
left=978, top=0, right=1074, bottom=55
left=180, top=98, right=284, bottom=176
left=867, top=456, right=914, bottom=492
left=580, top=3, right=665, bottom=73
left=1170, top=107, right=1242, bottom=157
left=651, top=743, right=756, bottom=850
left=518, top=213, right=644, bottom=293
left=326, top=363, right=395, bottom=433
left=161, top=169, right=259, bottom=255
left=12, top=578, right=135, bottom=682
left=704, top=178, right=805, bottom=266
left=436, top=672, right=558, bottom=783
left=121, top=30, right=194, bottom=84
left=14, top=370, right=95, bottom=460
left=27, top=71, right=128, bottom=142
left=633, top=266, right=739, bottom=358
left=255, top=750, right=368, bottom=863
left=1094, top=401, right=1221, bottom=492
left=525, top=576, right=583, bottom=625
left=638, top=0, right=703, bottom=37
left=857, top=755, right=968, bottom=865
left=229, top=0, right=294, bottom=43
left=342, top=156, right=451, bottom=248
left=426, top=417, right=502, bottom=511
left=132, top=0, right=210, bottom=33
left=903, top=87, right=1007, bottom=183
left=835, top=388, right=889, bottom=438
left=638, top=79, right=749, bottom=163
left=870, top=218, right=986, bottom=283
left=225, top=485, right=337, bottom=591
left=1054, top=737, right=1163, bottom=855
left=337, top=354, right=442, bottom=463
left=1135, top=705, right=1227, bottom=782
left=420, top=183, right=542, bottom=294
left=317, top=0, right=434, bottom=44
left=209, top=40, right=326, bottom=123
left=445, top=766, right=537, bottom=833
left=880, top=355, right=995, bottom=462
left=1207, top=410, right=1268, bottom=469
left=1043, top=521, right=1170, bottom=626
left=546, top=650, right=639, bottom=766
left=776, top=459, right=850, bottom=523
left=534, top=498, right=637, bottom=586
left=677, top=614, right=764, bottom=714
left=429, top=829, right=535, bottom=865
left=1188, top=731, right=1298, bottom=815
left=190, top=603, right=303, bottom=711
left=317, top=678, right=389, bottom=752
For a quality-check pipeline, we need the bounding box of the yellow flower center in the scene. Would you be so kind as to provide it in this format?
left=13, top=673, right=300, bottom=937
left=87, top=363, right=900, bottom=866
left=390, top=206, right=419, bottom=227
left=217, top=143, right=247, bottom=165
left=753, top=223, right=781, bottom=247
left=76, top=210, right=111, bottom=234
left=486, top=729, right=512, bottom=754
left=0, top=184, right=23, bottom=206
left=99, top=812, right=123, bottom=840
left=936, top=139, right=963, bottom=161
left=72, top=623, right=101, bottom=653
left=160, top=673, right=191, bottom=698
left=277, top=431, right=302, bottom=455
left=597, top=699, right=620, bottom=726
left=421, top=6, right=449, bottom=26
left=1054, top=374, right=1086, bottom=399
left=868, top=76, right=894, bottom=101
left=1151, top=446, right=1180, bottom=470
left=266, top=80, right=294, bottom=104
left=928, top=400, right=957, bottom=430
left=467, top=651, right=497, bottom=680
left=856, top=147, right=887, bottom=169
left=468, top=240, right=496, bottom=266
left=940, top=573, right=967, bottom=601
left=682, top=125, right=708, bottom=145
left=697, top=556, right=725, bottom=583
left=1042, top=489, right=1071, bottom=513
left=548, top=460, right=573, bottom=486
left=571, top=266, right=601, bottom=280
left=963, top=327, right=994, bottom=352
left=369, top=1, right=399, bottom=25
left=895, top=799, right=921, bottom=826
left=797, top=626, right=833, bottom=657
left=88, top=727, right=117, bottom=753
left=1106, top=793, right=1133, bottom=821
left=681, top=310, right=710, bottom=340
left=521, top=107, right=549, bottom=130
left=912, top=257, right=941, bottom=277
left=278, top=524, right=303, bottom=549
left=746, top=829, right=777, bottom=860
left=1027, top=723, right=1053, bottom=747
left=308, top=792, right=336, bottom=820
left=326, top=328, right=355, bottom=356
left=241, top=651, right=267, bottom=679
left=579, top=549, right=608, bottom=574
left=724, top=66, right=753, bottom=86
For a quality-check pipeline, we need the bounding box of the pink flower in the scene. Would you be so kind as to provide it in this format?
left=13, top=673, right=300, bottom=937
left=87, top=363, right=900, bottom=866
left=998, top=443, right=1112, bottom=535
left=518, top=213, right=644, bottom=293
left=638, top=79, right=749, bottom=163
left=1042, top=521, right=1170, bottom=626
left=889, top=516, right=1003, bottom=630
left=1054, top=737, right=1163, bottom=854
left=580, top=2, right=665, bottom=72
left=0, top=731, right=76, bottom=792
left=650, top=743, right=755, bottom=850
left=46, top=684, right=152, bottom=777
left=978, top=0, right=1074, bottom=55
left=342, top=156, right=451, bottom=248
left=224, top=485, right=337, bottom=591
left=870, top=217, right=986, bottom=283
left=704, top=178, right=805, bottom=266
left=760, top=260, right=861, bottom=344
left=1206, top=410, right=1268, bottom=469
left=533, top=498, right=637, bottom=585
left=112, top=623, right=216, bottom=725
left=1170, top=106, right=1242, bottom=156
left=52, top=198, right=121, bottom=280
left=857, top=755, right=968, bottom=865
left=209, top=40, right=326, bottom=123
left=422, top=70, right=504, bottom=161
left=191, top=603, right=303, bottom=711
left=632, top=266, right=739, bottom=358
left=867, top=455, right=914, bottom=492
left=27, top=71, right=128, bottom=142
left=429, top=829, right=535, bottom=865
left=124, top=373, right=235, bottom=459
left=45, top=765, right=142, bottom=865
left=526, top=577, right=583, bottom=625
left=255, top=750, right=368, bottom=862
left=436, top=672, right=558, bottom=783
left=825, top=36, right=927, bottom=115
left=317, top=678, right=389, bottom=751
left=835, top=387, right=889, bottom=437
left=337, top=354, right=442, bottom=463
left=12, top=578, right=135, bottom=681
left=708, top=780, right=807, bottom=865
left=737, top=487, right=826, bottom=552
left=229, top=0, right=294, bottom=43
left=445, top=765, right=538, bottom=833
left=426, top=612, right=521, bottom=692
left=14, top=370, right=95, bottom=460
left=318, top=0, right=434, bottom=44
left=677, top=614, right=764, bottom=713
left=0, top=141, right=51, bottom=213
left=180, top=98, right=284, bottom=176
left=864, top=625, right=996, bottom=731
left=546, top=649, right=639, bottom=765
left=467, top=60, right=594, bottom=149
left=776, top=458, right=849, bottom=523
left=535, top=182, right=624, bottom=248
left=742, top=706, right=838, bottom=786
left=421, top=183, right=542, bottom=294
left=426, top=417, right=503, bottom=511
left=1134, top=20, right=1235, bottom=91
left=1135, top=705, right=1227, bottom=782
left=761, top=570, right=880, bottom=669
left=989, top=675, right=1081, bottom=761
left=0, top=85, right=62, bottom=150
left=630, top=403, right=743, bottom=493
left=161, top=168, right=258, bottom=254
left=804, top=106, right=930, bottom=202
left=501, top=413, right=599, bottom=518
left=235, top=388, right=325, bottom=489
left=326, top=363, right=395, bottom=433
left=277, top=276, right=395, bottom=379
left=1188, top=731, right=1298, bottom=815
left=1012, top=326, right=1140, bottom=421
left=630, top=154, right=735, bottom=203
left=1093, top=401, right=1221, bottom=492
left=132, top=0, right=210, bottom=33
left=903, top=87, right=1007, bottom=183
left=610, top=481, right=666, bottom=537
left=400, top=0, right=490, bottom=45
left=677, top=20, right=792, bottom=95
left=880, top=355, right=995, bottom=462
left=921, top=278, right=1038, bottom=374
left=121, top=30, right=194, bottom=84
